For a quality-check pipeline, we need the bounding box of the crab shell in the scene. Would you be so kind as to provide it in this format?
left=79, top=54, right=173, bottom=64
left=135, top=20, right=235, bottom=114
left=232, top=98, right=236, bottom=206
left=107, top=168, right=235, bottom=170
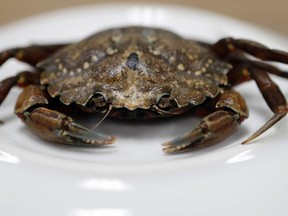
left=38, top=26, right=231, bottom=111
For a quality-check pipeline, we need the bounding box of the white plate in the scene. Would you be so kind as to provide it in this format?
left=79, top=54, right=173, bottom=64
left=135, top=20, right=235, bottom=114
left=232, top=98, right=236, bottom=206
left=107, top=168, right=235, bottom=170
left=1, top=3, right=288, bottom=216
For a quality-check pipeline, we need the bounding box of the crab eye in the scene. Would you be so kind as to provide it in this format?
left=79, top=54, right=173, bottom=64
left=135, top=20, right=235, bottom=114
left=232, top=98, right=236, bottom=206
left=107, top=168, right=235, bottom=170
left=157, top=95, right=178, bottom=110
left=86, top=93, right=107, bottom=111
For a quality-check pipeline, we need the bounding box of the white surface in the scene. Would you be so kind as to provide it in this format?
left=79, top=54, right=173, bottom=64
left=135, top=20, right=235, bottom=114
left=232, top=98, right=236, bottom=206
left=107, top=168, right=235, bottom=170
left=0, top=3, right=288, bottom=216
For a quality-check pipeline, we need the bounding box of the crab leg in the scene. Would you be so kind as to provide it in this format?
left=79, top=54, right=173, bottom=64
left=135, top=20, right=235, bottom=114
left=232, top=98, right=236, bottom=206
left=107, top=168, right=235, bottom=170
left=242, top=68, right=287, bottom=144
left=1, top=44, right=69, bottom=108
left=210, top=38, right=288, bottom=144
left=0, top=71, right=39, bottom=105
left=223, top=52, right=288, bottom=86
left=15, top=85, right=115, bottom=146
left=212, top=38, right=288, bottom=63
left=228, top=61, right=288, bottom=144
left=0, top=44, right=69, bottom=67
left=162, top=89, right=248, bottom=153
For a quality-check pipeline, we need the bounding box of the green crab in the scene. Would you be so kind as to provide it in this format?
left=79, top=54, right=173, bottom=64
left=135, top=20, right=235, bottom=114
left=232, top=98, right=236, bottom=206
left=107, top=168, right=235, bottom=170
left=0, top=26, right=287, bottom=153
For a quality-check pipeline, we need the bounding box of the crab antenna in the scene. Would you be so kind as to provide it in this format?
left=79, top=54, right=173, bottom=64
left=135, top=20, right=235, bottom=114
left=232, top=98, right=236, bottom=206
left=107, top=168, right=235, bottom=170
left=91, top=104, right=113, bottom=129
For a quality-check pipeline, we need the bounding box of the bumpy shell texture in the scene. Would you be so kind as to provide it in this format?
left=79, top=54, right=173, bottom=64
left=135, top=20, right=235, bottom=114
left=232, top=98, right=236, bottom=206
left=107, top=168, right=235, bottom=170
left=38, top=26, right=231, bottom=110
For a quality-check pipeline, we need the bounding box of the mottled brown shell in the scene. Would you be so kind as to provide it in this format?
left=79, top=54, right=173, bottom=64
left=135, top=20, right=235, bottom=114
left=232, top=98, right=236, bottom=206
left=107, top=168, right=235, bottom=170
left=38, top=26, right=231, bottom=110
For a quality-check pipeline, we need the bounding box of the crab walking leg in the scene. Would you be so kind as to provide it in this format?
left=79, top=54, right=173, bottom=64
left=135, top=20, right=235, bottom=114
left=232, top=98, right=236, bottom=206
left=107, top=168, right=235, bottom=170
left=15, top=85, right=115, bottom=146
left=211, top=39, right=288, bottom=144
left=225, top=55, right=288, bottom=86
left=219, top=55, right=288, bottom=143
left=0, top=44, right=69, bottom=67
left=162, top=89, right=248, bottom=153
left=241, top=68, right=287, bottom=144
left=0, top=44, right=69, bottom=110
left=212, top=38, right=288, bottom=64
left=0, top=71, right=39, bottom=105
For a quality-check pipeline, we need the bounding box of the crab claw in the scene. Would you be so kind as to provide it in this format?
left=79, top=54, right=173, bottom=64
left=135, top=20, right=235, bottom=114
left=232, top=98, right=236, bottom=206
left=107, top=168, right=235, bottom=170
left=162, top=127, right=203, bottom=153
left=61, top=118, right=116, bottom=146
left=162, top=110, right=240, bottom=153
left=14, top=85, right=115, bottom=146
left=21, top=107, right=115, bottom=146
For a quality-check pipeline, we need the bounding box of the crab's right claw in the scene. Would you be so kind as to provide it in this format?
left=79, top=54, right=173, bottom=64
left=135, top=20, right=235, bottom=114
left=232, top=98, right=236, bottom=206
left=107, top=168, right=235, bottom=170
left=162, top=110, right=240, bottom=153
left=61, top=116, right=116, bottom=146
left=20, top=107, right=115, bottom=146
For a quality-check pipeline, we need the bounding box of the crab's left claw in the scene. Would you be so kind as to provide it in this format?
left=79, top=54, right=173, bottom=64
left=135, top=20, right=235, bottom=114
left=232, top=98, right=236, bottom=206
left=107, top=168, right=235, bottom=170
left=15, top=85, right=115, bottom=146
left=162, top=89, right=248, bottom=153
left=162, top=110, right=240, bottom=153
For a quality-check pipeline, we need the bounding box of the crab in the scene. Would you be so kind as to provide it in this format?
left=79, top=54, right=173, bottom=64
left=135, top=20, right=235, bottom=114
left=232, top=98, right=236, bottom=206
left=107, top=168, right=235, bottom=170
left=0, top=26, right=288, bottom=153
